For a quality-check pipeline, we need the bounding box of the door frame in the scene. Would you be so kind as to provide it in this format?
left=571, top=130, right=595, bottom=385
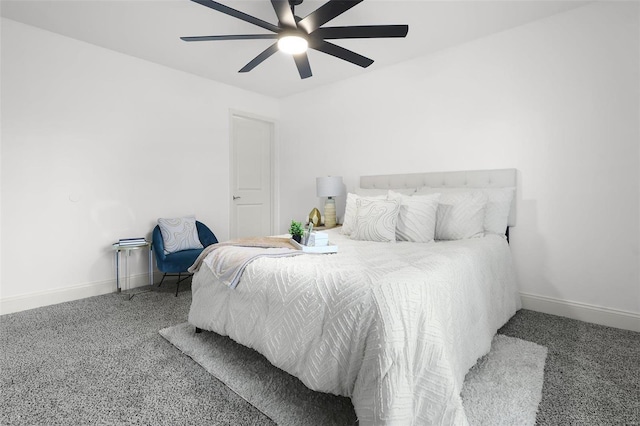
left=228, top=109, right=279, bottom=238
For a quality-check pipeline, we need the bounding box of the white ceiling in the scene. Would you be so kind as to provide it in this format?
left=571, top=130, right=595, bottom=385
left=1, top=0, right=588, bottom=98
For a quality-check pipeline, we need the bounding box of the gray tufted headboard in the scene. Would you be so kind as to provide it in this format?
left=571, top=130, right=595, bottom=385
left=360, top=168, right=517, bottom=226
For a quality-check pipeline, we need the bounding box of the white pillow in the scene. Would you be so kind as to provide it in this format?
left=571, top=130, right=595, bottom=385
left=416, top=187, right=514, bottom=236
left=351, top=198, right=401, bottom=242
left=434, top=192, right=487, bottom=240
left=388, top=191, right=440, bottom=243
left=482, top=187, right=515, bottom=234
left=157, top=216, right=203, bottom=254
left=355, top=187, right=416, bottom=197
left=341, top=192, right=385, bottom=235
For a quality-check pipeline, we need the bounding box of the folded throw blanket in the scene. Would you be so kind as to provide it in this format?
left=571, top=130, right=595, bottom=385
left=206, top=246, right=302, bottom=289
left=188, top=237, right=302, bottom=289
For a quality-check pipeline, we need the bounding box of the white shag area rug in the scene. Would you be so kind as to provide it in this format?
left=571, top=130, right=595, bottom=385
left=160, top=323, right=547, bottom=426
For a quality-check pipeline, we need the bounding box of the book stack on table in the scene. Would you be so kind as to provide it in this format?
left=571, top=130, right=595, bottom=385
left=308, top=231, right=329, bottom=247
left=116, top=238, right=148, bottom=246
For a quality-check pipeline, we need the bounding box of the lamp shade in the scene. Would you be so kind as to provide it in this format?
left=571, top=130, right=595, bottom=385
left=316, top=176, right=344, bottom=198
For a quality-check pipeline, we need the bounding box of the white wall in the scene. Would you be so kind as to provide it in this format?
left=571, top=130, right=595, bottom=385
left=279, top=3, right=640, bottom=327
left=0, top=18, right=279, bottom=311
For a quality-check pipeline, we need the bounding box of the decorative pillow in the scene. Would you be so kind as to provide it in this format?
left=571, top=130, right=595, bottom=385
left=355, top=187, right=416, bottom=197
left=416, top=187, right=514, bottom=236
left=351, top=198, right=401, bottom=242
left=481, top=187, right=515, bottom=234
left=157, top=216, right=203, bottom=254
left=434, top=192, right=487, bottom=240
left=341, top=192, right=385, bottom=235
left=388, top=191, right=440, bottom=243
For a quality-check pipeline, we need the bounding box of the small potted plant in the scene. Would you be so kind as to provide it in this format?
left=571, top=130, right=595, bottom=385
left=289, top=220, right=304, bottom=243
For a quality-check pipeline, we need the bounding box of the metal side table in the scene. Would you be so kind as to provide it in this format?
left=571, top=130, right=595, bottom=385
left=112, top=241, right=153, bottom=299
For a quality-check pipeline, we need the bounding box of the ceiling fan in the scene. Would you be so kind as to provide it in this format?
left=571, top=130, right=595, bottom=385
left=181, top=0, right=409, bottom=79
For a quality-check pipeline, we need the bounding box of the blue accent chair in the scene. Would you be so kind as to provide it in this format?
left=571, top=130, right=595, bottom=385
left=152, top=221, right=218, bottom=296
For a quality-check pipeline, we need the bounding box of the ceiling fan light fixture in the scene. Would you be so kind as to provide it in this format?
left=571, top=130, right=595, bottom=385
left=277, top=35, right=308, bottom=54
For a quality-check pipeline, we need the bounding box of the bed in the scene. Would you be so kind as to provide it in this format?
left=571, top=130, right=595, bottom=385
left=189, top=169, right=521, bottom=425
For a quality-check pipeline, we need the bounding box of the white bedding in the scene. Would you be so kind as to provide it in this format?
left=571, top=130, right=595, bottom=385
left=189, top=229, right=521, bottom=425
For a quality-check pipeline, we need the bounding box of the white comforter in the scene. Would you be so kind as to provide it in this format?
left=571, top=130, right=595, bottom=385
left=189, top=230, right=520, bottom=425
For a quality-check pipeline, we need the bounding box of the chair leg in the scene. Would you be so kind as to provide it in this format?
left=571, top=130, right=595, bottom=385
left=158, top=273, right=167, bottom=288
left=175, top=273, right=181, bottom=297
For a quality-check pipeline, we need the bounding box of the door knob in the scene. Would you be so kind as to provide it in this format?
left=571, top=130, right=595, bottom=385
left=233, top=196, right=241, bottom=200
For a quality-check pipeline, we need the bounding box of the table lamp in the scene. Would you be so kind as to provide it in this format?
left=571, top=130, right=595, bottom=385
left=316, top=176, right=344, bottom=228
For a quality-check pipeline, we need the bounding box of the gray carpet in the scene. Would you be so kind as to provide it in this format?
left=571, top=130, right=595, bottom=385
left=1, top=283, right=272, bottom=425
left=1, top=283, right=639, bottom=425
left=498, top=310, right=640, bottom=425
left=160, top=323, right=546, bottom=426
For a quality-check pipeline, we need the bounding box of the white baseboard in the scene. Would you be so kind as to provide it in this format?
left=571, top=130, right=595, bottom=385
left=0, top=274, right=152, bottom=315
left=520, top=292, right=640, bottom=332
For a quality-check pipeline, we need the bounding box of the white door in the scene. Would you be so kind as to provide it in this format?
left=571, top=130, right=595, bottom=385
left=230, top=113, right=274, bottom=239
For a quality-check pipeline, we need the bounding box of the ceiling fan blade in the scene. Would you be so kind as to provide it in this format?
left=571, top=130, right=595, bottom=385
left=312, top=25, right=409, bottom=40
left=181, top=34, right=279, bottom=42
left=271, top=0, right=297, bottom=29
left=298, top=0, right=364, bottom=34
left=190, top=0, right=280, bottom=33
left=309, top=39, right=373, bottom=68
left=239, top=43, right=280, bottom=73
left=293, top=52, right=312, bottom=79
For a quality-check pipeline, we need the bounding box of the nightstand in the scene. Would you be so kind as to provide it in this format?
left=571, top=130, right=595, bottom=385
left=306, top=224, right=342, bottom=230
left=112, top=241, right=153, bottom=295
